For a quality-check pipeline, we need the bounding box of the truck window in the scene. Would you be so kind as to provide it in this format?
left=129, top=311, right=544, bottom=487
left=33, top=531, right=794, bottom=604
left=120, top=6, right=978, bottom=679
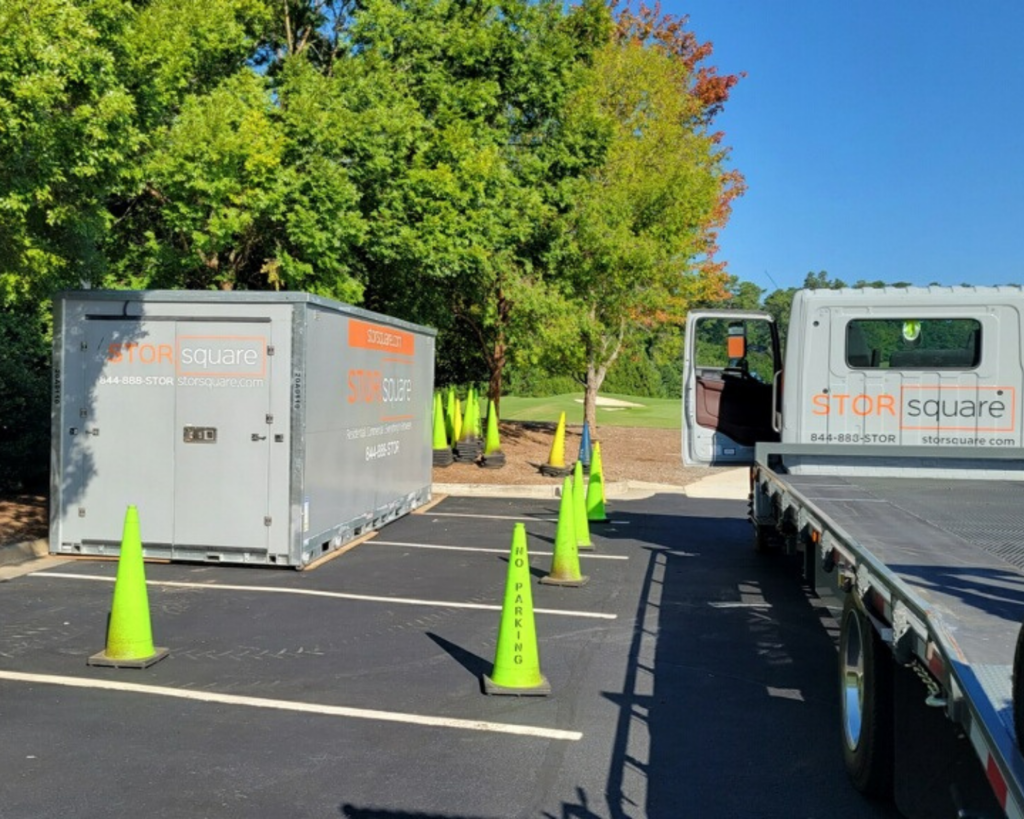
left=694, top=317, right=775, bottom=382
left=845, top=318, right=981, bottom=370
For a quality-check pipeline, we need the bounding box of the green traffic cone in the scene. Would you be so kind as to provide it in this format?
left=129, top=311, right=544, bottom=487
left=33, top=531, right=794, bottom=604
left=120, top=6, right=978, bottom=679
left=587, top=465, right=608, bottom=523
left=484, top=400, right=501, bottom=455
left=445, top=388, right=457, bottom=445
left=541, top=477, right=588, bottom=587
left=432, top=393, right=453, bottom=466
left=573, top=461, right=593, bottom=551
left=88, top=505, right=168, bottom=669
left=483, top=523, right=551, bottom=695
left=591, top=441, right=607, bottom=506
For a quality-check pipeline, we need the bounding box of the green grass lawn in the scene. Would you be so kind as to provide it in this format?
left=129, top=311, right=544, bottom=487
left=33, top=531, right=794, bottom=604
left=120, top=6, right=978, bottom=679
left=498, top=393, right=681, bottom=429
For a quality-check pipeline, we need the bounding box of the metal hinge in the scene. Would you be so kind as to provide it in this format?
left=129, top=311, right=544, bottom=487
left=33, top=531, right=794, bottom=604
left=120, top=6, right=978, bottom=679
left=266, top=414, right=274, bottom=424
left=264, top=516, right=272, bottom=527
left=267, top=346, right=275, bottom=356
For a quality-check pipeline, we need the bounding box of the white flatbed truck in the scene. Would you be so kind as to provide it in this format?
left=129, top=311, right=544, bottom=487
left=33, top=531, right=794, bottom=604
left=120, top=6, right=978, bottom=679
left=683, top=287, right=1024, bottom=818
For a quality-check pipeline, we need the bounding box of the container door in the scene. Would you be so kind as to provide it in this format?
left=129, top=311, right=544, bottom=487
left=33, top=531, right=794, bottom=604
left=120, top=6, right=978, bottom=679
left=172, top=321, right=273, bottom=552
left=60, top=317, right=177, bottom=547
left=683, top=310, right=781, bottom=466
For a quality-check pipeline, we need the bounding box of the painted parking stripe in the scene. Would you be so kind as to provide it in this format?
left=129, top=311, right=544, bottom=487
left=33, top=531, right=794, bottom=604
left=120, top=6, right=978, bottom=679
left=424, top=512, right=558, bottom=522
left=33, top=573, right=617, bottom=620
left=0, top=670, right=582, bottom=741
left=374, top=540, right=629, bottom=560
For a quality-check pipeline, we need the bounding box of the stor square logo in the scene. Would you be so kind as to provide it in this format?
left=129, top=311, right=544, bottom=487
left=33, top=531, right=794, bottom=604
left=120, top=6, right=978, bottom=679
left=175, top=335, right=267, bottom=378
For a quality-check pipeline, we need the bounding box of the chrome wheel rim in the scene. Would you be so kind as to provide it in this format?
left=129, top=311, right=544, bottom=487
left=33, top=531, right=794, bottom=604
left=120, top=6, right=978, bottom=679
left=842, top=611, right=865, bottom=751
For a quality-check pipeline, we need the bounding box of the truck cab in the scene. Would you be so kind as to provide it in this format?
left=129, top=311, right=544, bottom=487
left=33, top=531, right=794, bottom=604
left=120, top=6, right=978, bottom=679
left=683, top=287, right=1014, bottom=467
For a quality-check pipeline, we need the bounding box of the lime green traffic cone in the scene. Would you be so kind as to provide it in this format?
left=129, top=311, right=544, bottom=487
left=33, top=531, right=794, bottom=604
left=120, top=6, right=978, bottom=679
left=453, top=397, right=463, bottom=443
left=445, top=387, right=457, bottom=444
left=548, top=412, right=566, bottom=467
left=433, top=393, right=453, bottom=466
left=587, top=465, right=608, bottom=523
left=483, top=523, right=551, bottom=695
left=480, top=398, right=506, bottom=468
left=432, top=393, right=448, bottom=448
left=541, top=476, right=588, bottom=587
left=460, top=390, right=477, bottom=442
left=88, top=505, right=168, bottom=669
left=592, top=441, right=607, bottom=506
left=539, top=411, right=571, bottom=476
left=573, top=461, right=593, bottom=550
left=484, top=400, right=502, bottom=455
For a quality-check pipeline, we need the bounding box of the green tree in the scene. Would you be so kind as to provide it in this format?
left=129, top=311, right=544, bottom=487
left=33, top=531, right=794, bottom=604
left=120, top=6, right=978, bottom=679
left=111, top=62, right=365, bottom=296
left=545, top=17, right=742, bottom=432
left=341, top=0, right=606, bottom=409
left=0, top=0, right=138, bottom=301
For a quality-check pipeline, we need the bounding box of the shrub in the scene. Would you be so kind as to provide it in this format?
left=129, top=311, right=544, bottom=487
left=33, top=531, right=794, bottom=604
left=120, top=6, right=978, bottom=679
left=0, top=304, right=51, bottom=492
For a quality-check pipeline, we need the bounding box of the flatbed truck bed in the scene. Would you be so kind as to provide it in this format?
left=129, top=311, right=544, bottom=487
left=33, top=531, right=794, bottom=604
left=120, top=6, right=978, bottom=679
left=753, top=445, right=1024, bottom=818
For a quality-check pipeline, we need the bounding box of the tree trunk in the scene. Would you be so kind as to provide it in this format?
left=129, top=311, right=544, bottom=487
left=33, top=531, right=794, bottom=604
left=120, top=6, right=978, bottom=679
left=582, top=320, right=627, bottom=440
left=488, top=337, right=505, bottom=418
left=583, top=361, right=605, bottom=438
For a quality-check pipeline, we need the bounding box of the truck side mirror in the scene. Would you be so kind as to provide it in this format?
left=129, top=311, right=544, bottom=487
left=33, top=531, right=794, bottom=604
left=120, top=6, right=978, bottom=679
left=727, top=322, right=746, bottom=363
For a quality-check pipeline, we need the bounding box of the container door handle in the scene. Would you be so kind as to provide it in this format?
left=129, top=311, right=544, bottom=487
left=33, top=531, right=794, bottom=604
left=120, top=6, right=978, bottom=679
left=251, top=434, right=267, bottom=442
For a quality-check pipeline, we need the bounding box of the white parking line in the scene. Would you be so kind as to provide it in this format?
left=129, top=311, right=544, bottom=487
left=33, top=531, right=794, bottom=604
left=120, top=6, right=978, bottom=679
left=34, top=573, right=617, bottom=620
left=374, top=540, right=628, bottom=560
left=425, top=512, right=558, bottom=522
left=0, top=670, right=582, bottom=741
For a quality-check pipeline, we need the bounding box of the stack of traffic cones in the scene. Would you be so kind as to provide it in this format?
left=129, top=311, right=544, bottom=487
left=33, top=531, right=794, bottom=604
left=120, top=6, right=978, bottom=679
left=432, top=392, right=453, bottom=467
left=454, top=387, right=483, bottom=463
left=479, top=399, right=506, bottom=469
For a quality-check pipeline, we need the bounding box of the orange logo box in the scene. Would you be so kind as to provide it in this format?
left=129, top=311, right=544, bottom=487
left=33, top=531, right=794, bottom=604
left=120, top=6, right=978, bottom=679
left=348, top=319, right=414, bottom=356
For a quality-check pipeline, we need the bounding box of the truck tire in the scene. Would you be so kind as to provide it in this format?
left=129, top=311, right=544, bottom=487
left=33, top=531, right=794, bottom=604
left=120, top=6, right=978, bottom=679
left=839, top=596, right=894, bottom=798
left=1014, top=622, right=1024, bottom=753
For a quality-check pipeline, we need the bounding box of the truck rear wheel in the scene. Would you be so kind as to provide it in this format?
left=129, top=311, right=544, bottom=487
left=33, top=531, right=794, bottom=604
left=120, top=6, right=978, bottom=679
left=839, top=597, right=894, bottom=798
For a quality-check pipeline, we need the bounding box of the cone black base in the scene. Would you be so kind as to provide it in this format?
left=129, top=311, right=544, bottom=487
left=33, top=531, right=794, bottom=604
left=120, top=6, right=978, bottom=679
left=479, top=452, right=506, bottom=469
left=539, top=464, right=573, bottom=478
left=454, top=440, right=483, bottom=462
left=482, top=673, right=551, bottom=696
left=433, top=448, right=454, bottom=467
left=88, top=646, right=169, bottom=669
left=540, top=574, right=589, bottom=587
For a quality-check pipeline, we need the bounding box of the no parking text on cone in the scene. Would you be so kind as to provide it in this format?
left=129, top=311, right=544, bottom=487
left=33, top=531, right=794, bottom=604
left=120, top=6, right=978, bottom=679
left=483, top=523, right=550, bottom=696
left=89, top=505, right=168, bottom=669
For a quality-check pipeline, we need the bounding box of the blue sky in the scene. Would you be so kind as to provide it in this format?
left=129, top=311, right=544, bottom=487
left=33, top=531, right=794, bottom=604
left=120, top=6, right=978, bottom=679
left=672, top=1, right=1024, bottom=292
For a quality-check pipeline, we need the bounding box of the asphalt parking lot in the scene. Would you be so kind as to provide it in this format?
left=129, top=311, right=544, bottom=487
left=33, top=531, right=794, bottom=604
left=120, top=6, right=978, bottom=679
left=0, top=492, right=899, bottom=819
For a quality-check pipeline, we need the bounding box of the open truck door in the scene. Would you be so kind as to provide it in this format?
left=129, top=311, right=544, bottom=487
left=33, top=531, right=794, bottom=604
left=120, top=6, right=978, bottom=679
left=682, top=310, right=782, bottom=466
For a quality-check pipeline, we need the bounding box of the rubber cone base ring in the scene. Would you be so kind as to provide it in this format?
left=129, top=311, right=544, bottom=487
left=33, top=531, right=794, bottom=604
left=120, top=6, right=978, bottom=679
left=432, top=448, right=454, bottom=467
left=588, top=515, right=609, bottom=523
left=577, top=542, right=595, bottom=551
left=539, top=464, right=573, bottom=478
left=540, top=574, right=589, bottom=587
left=479, top=453, right=506, bottom=468
left=88, top=646, right=169, bottom=669
left=482, top=673, right=551, bottom=696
